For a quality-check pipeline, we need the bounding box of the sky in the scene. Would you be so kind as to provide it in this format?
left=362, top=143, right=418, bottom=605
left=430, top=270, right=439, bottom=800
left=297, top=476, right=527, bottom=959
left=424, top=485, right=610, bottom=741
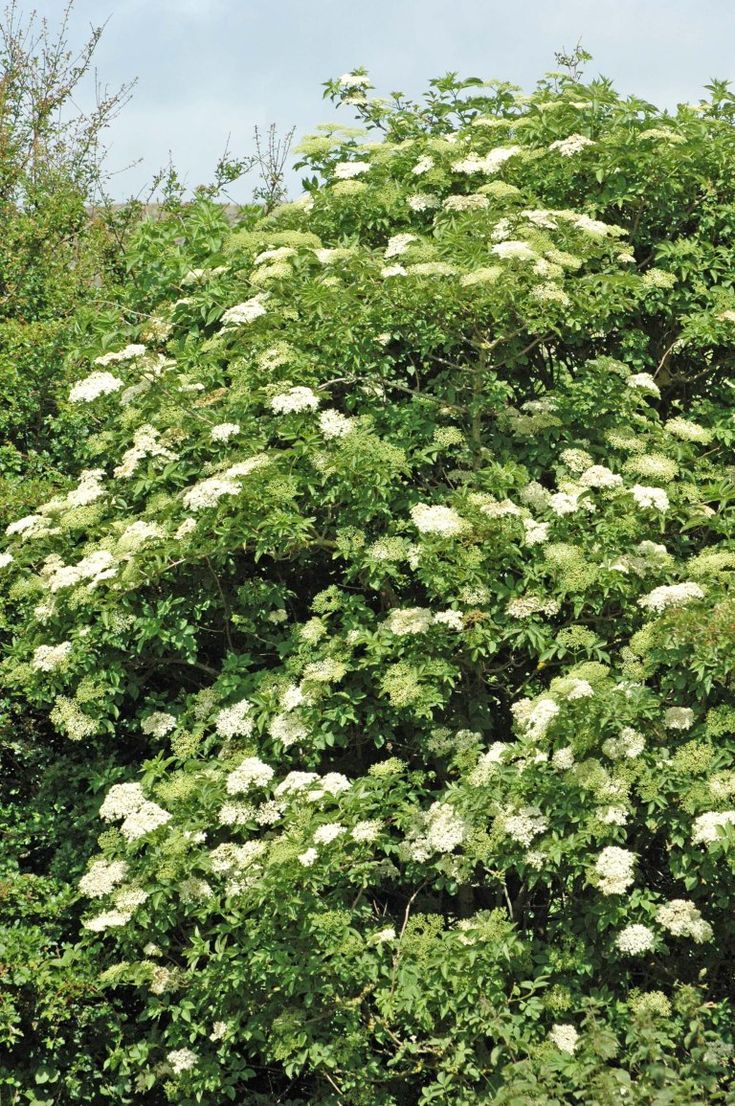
left=30, top=0, right=735, bottom=201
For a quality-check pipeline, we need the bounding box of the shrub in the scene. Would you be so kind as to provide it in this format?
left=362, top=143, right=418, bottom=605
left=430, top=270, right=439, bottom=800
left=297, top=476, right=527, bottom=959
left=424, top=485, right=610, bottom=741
left=3, top=63, right=735, bottom=1103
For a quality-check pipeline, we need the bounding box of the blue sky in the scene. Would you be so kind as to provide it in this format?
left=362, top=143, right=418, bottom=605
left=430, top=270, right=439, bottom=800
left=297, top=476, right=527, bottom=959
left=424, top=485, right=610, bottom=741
left=33, top=0, right=735, bottom=200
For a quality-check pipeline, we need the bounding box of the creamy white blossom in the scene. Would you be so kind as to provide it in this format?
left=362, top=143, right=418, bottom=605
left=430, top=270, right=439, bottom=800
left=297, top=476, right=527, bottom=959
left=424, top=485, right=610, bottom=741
left=503, top=807, right=548, bottom=846
left=271, top=386, right=320, bottom=414
left=167, top=1049, right=198, bottom=1075
left=549, top=133, right=594, bottom=156
left=120, top=801, right=171, bottom=841
left=221, top=298, right=267, bottom=326
left=656, top=899, right=713, bottom=942
left=639, top=582, right=704, bottom=613
left=615, top=924, right=655, bottom=955
left=99, top=782, right=145, bottom=822
left=319, top=409, right=354, bottom=438
left=31, top=641, right=72, bottom=672
left=491, top=240, right=536, bottom=261
left=384, top=233, right=417, bottom=258
left=141, top=712, right=177, bottom=738
left=333, top=161, right=370, bottom=179
left=226, top=756, right=275, bottom=794
left=664, top=707, right=695, bottom=730
left=83, top=909, right=133, bottom=931
left=692, top=810, right=735, bottom=845
left=78, top=858, right=128, bottom=898
left=69, top=371, right=124, bottom=403
left=594, top=846, right=637, bottom=895
left=410, top=502, right=467, bottom=536
left=94, top=343, right=146, bottom=366
left=412, top=155, right=434, bottom=175
left=313, top=823, right=346, bottom=845
left=210, top=422, right=241, bottom=442
left=549, top=1024, right=579, bottom=1053
left=627, top=372, right=661, bottom=397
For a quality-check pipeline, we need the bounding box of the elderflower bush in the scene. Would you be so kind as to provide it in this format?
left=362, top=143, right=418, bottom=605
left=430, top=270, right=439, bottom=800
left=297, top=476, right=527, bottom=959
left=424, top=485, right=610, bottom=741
left=4, top=67, right=735, bottom=1105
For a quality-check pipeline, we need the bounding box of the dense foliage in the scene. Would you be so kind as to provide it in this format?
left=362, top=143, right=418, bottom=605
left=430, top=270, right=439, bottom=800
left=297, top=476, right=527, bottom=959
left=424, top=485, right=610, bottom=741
left=3, top=63, right=735, bottom=1104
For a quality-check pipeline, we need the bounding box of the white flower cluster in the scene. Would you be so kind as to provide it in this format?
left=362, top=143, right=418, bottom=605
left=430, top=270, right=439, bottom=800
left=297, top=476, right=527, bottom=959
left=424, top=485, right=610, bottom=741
left=579, top=464, right=623, bottom=489
left=313, top=822, right=346, bottom=845
left=665, top=417, right=712, bottom=444
left=443, top=193, right=489, bottom=211
left=306, top=772, right=351, bottom=800
left=407, top=193, right=440, bottom=211
left=210, top=422, right=241, bottom=442
left=254, top=246, right=296, bottom=265
left=386, top=607, right=433, bottom=635
left=31, top=641, right=72, bottom=672
left=691, top=810, right=735, bottom=845
left=433, top=609, right=464, bottom=630
left=117, top=521, right=163, bottom=552
left=141, top=712, right=177, bottom=738
left=94, top=343, right=146, bottom=366
left=333, top=160, right=370, bottom=179
left=627, top=372, right=661, bottom=397
left=69, top=371, right=124, bottom=403
left=45, top=549, right=117, bottom=592
left=664, top=707, right=694, bottom=730
left=120, top=801, right=172, bottom=842
left=98, top=781, right=171, bottom=841
left=511, top=697, right=560, bottom=739
left=594, top=846, right=637, bottom=894
left=183, top=456, right=269, bottom=511
left=503, top=806, right=548, bottom=846
left=6, top=513, right=44, bottom=538
left=271, top=386, right=320, bottom=414
left=615, top=923, right=655, bottom=955
left=269, top=712, right=308, bottom=748
left=63, top=469, right=106, bottom=507
left=549, top=133, right=594, bottom=156
left=491, top=240, right=536, bottom=261
left=603, top=727, right=645, bottom=760
left=412, top=155, right=434, bottom=175
left=167, top=1048, right=198, bottom=1074
left=352, top=819, right=381, bottom=842
left=507, top=595, right=560, bottom=619
left=452, top=145, right=520, bottom=174
left=384, top=233, right=417, bottom=258
left=631, top=484, right=670, bottom=512
left=549, top=1024, right=579, bottom=1053
left=210, top=840, right=265, bottom=874
left=114, top=425, right=177, bottom=479
left=469, top=743, right=509, bottom=784
left=552, top=746, right=575, bottom=770
left=410, top=502, right=467, bottom=536
left=638, top=582, right=704, bottom=613
left=78, top=857, right=128, bottom=898
left=226, top=756, right=275, bottom=794
left=83, top=909, right=133, bottom=931
left=99, top=782, right=145, bottom=821
left=318, top=409, right=354, bottom=438
left=656, top=899, right=713, bottom=942
left=404, top=801, right=466, bottom=861
left=523, top=517, right=550, bottom=544
left=221, top=297, right=267, bottom=326
left=212, top=697, right=254, bottom=739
